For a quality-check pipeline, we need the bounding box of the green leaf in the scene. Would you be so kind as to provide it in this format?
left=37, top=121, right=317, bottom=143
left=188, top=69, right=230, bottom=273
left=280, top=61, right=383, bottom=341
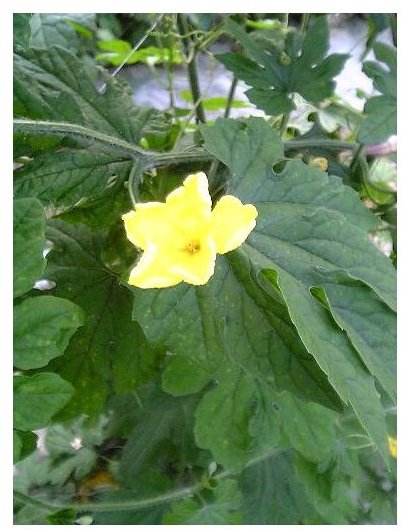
left=358, top=43, right=397, bottom=144
left=200, top=116, right=284, bottom=195
left=13, top=430, right=38, bottom=464
left=14, top=147, right=132, bottom=208
left=13, top=197, right=46, bottom=298
left=162, top=356, right=211, bottom=396
left=13, top=14, right=31, bottom=48
left=219, top=17, right=348, bottom=114
left=294, top=454, right=359, bottom=524
left=14, top=373, right=74, bottom=431
left=14, top=46, right=155, bottom=144
left=163, top=479, right=243, bottom=524
left=133, top=253, right=340, bottom=411
left=13, top=295, right=85, bottom=370
left=194, top=368, right=255, bottom=471
left=201, top=117, right=395, bottom=310
left=311, top=270, right=396, bottom=402
left=240, top=451, right=318, bottom=524
left=200, top=117, right=394, bottom=462
left=45, top=220, right=160, bottom=418
left=119, top=389, right=199, bottom=485
left=275, top=391, right=337, bottom=463
left=29, top=14, right=80, bottom=50
left=273, top=271, right=389, bottom=463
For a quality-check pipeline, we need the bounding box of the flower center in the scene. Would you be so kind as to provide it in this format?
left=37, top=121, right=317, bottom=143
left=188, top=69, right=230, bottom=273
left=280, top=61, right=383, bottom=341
left=186, top=239, right=201, bottom=254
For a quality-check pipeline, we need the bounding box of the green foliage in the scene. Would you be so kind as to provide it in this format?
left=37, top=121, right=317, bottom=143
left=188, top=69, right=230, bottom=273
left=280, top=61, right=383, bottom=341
left=14, top=373, right=74, bottom=431
left=358, top=42, right=397, bottom=144
left=13, top=12, right=396, bottom=526
left=219, top=17, right=348, bottom=115
left=13, top=197, right=46, bottom=297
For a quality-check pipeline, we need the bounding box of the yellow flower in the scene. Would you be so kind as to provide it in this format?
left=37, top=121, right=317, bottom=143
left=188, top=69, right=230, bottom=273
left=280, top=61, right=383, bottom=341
left=388, top=436, right=397, bottom=459
left=122, top=172, right=258, bottom=288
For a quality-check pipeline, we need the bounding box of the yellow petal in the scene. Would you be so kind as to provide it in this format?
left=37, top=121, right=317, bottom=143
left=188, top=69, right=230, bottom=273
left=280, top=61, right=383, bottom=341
left=210, top=195, right=258, bottom=254
left=128, top=243, right=182, bottom=289
left=170, top=236, right=217, bottom=285
left=166, top=172, right=212, bottom=235
left=388, top=436, right=397, bottom=459
left=122, top=202, right=167, bottom=250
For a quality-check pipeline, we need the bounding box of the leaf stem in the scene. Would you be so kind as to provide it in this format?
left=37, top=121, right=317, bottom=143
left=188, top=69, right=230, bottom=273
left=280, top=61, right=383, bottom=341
left=223, top=76, right=239, bottom=119
left=300, top=13, right=310, bottom=33
left=279, top=113, right=289, bottom=137
left=349, top=143, right=364, bottom=173
left=14, top=119, right=359, bottom=163
left=14, top=448, right=282, bottom=514
left=13, top=119, right=149, bottom=159
left=177, top=14, right=206, bottom=124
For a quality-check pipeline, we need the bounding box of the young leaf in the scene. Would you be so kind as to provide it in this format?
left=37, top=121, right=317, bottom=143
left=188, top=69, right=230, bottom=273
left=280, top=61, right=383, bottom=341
left=13, top=197, right=46, bottom=298
left=14, top=373, right=74, bottom=431
left=14, top=296, right=85, bottom=370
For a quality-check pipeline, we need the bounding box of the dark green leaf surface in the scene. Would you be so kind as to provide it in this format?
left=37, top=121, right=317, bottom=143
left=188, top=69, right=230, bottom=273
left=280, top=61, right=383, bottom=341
left=14, top=46, right=155, bottom=144
left=240, top=451, right=317, bottom=524
left=358, top=43, right=397, bottom=144
left=13, top=430, right=38, bottom=464
left=29, top=14, right=81, bottom=50
left=312, top=270, right=396, bottom=402
left=14, top=148, right=132, bottom=208
left=45, top=220, right=159, bottom=418
left=219, top=17, right=348, bottom=114
left=14, top=295, right=84, bottom=370
left=13, top=197, right=46, bottom=297
left=194, top=369, right=254, bottom=471
left=202, top=117, right=394, bottom=460
left=164, top=479, right=242, bottom=524
left=14, top=372, right=74, bottom=431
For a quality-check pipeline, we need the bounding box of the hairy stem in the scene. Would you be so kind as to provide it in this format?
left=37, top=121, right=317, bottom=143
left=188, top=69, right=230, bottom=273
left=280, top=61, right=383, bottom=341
left=14, top=118, right=359, bottom=170
left=14, top=448, right=282, bottom=514
left=177, top=14, right=206, bottom=123
left=13, top=119, right=149, bottom=159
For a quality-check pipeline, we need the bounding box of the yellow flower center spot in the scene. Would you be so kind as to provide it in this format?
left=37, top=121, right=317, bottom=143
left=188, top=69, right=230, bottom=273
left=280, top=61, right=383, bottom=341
left=185, top=239, right=201, bottom=254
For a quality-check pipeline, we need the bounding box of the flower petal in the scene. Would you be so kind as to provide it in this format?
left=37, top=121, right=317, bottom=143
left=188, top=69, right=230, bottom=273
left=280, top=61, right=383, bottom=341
left=122, top=202, right=167, bottom=249
left=128, top=243, right=182, bottom=289
left=210, top=195, right=258, bottom=254
left=165, top=172, right=212, bottom=234
left=170, top=236, right=217, bottom=286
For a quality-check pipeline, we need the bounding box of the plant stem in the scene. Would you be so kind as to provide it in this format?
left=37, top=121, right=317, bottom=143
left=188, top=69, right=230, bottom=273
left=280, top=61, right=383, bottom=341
left=177, top=14, right=206, bottom=124
left=13, top=119, right=149, bottom=159
left=279, top=113, right=289, bottom=137
left=300, top=13, right=310, bottom=33
left=14, top=119, right=359, bottom=161
left=224, top=77, right=238, bottom=119
left=349, top=143, right=364, bottom=173
left=284, top=139, right=358, bottom=151
left=14, top=448, right=282, bottom=514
